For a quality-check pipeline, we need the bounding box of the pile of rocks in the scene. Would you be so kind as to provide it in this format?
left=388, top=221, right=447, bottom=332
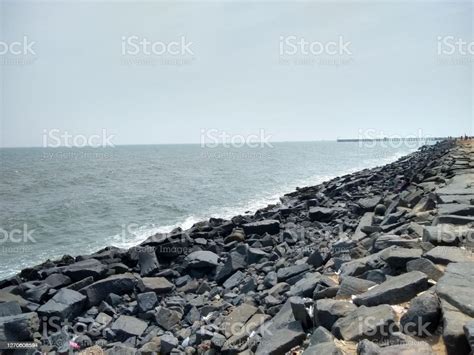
left=1, top=139, right=474, bottom=355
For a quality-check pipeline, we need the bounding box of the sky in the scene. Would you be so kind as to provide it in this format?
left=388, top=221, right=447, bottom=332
left=0, top=0, right=473, bottom=147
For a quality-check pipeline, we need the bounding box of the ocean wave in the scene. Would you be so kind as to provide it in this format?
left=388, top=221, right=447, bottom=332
left=107, top=149, right=414, bottom=251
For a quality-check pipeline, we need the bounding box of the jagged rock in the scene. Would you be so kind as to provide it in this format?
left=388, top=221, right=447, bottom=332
left=400, top=290, right=440, bottom=337
left=38, top=288, right=86, bottom=320
left=441, top=300, right=472, bottom=355
left=111, top=315, right=148, bottom=339
left=358, top=196, right=382, bottom=212
left=80, top=273, right=137, bottom=306
left=290, top=297, right=313, bottom=330
left=381, top=247, right=423, bottom=268
left=242, top=219, right=280, bottom=235
left=137, top=292, right=158, bottom=313
left=222, top=313, right=270, bottom=352
left=425, top=246, right=474, bottom=265
left=53, top=259, right=107, bottom=281
left=354, top=271, right=429, bottom=306
left=406, top=258, right=444, bottom=281
left=44, top=273, right=72, bottom=288
left=332, top=304, right=396, bottom=341
left=138, top=248, right=160, bottom=276
left=160, top=333, right=179, bottom=354
left=373, top=235, right=420, bottom=252
left=215, top=251, right=247, bottom=283
left=436, top=262, right=474, bottom=317
left=223, top=270, right=246, bottom=289
left=307, top=250, right=326, bottom=268
left=277, top=264, right=310, bottom=282
left=0, top=312, right=39, bottom=341
left=255, top=321, right=306, bottom=355
left=185, top=250, right=220, bottom=268
left=307, top=326, right=334, bottom=346
left=155, top=306, right=182, bottom=330
left=314, top=299, right=357, bottom=329
left=137, top=277, right=174, bottom=293
left=463, top=320, right=474, bottom=352
left=223, top=303, right=258, bottom=338
left=353, top=212, right=375, bottom=241
left=302, top=342, right=343, bottom=355
left=309, top=207, right=344, bottom=222
left=287, top=272, right=321, bottom=297
left=337, top=276, right=376, bottom=298
left=0, top=302, right=22, bottom=317
left=264, top=271, right=278, bottom=288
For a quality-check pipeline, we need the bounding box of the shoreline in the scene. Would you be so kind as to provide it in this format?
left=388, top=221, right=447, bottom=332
left=1, top=139, right=474, bottom=354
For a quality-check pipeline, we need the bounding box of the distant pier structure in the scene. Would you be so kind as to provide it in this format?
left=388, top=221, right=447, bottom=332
left=337, top=137, right=451, bottom=143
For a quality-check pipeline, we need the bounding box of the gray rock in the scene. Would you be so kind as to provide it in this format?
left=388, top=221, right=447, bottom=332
left=400, top=290, right=440, bottom=337
left=160, top=333, right=179, bottom=355
left=223, top=270, right=246, bottom=289
left=38, top=288, right=86, bottom=320
left=223, top=303, right=258, bottom=338
left=277, top=264, right=310, bottom=282
left=185, top=250, right=220, bottom=268
left=314, top=299, right=357, bottom=330
left=373, top=235, right=420, bottom=251
left=307, top=326, right=334, bottom=345
left=287, top=272, right=321, bottom=297
left=406, top=258, right=444, bottom=281
left=290, top=297, right=312, bottom=330
left=137, top=292, right=158, bottom=313
left=61, top=259, right=107, bottom=281
left=242, top=219, right=280, bottom=235
left=354, top=271, right=429, bottom=306
left=255, top=321, right=306, bottom=355
left=463, top=320, right=474, bottom=352
left=309, top=207, right=344, bottom=222
left=111, top=315, right=148, bottom=339
left=332, top=304, right=396, bottom=341
left=381, top=247, right=423, bottom=268
left=436, top=262, right=474, bottom=317
left=441, top=300, right=472, bottom=355
left=155, top=306, right=182, bottom=330
left=0, top=302, right=22, bottom=317
left=138, top=248, right=160, bottom=276
left=0, top=312, right=39, bottom=341
left=215, top=251, right=247, bottom=283
left=44, top=273, right=72, bottom=288
left=425, top=246, right=474, bottom=265
left=307, top=250, right=325, bottom=268
left=337, top=276, right=376, bottom=298
left=80, top=273, right=137, bottom=306
left=138, top=277, right=174, bottom=293
left=302, top=342, right=343, bottom=355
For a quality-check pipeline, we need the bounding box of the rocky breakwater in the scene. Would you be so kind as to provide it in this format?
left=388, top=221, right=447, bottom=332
left=1, top=139, right=474, bottom=354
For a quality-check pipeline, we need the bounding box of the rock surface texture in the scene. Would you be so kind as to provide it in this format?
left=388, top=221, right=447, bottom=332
left=2, top=139, right=474, bottom=354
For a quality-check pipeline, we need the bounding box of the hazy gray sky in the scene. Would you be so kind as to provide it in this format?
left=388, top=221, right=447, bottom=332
left=1, top=0, right=472, bottom=147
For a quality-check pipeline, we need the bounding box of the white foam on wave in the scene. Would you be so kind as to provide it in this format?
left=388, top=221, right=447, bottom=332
left=108, top=148, right=416, bottom=250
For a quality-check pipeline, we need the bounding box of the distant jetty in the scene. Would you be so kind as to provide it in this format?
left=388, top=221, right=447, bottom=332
left=337, top=137, right=451, bottom=142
